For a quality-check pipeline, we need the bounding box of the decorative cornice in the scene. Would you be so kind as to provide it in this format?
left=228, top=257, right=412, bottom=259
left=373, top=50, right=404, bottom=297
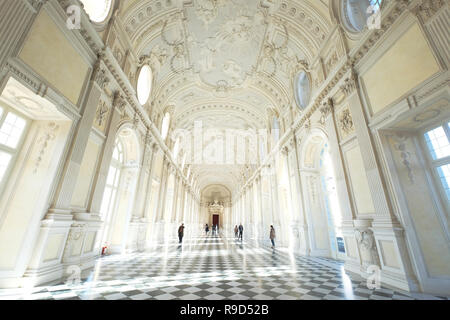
left=411, top=0, right=446, bottom=22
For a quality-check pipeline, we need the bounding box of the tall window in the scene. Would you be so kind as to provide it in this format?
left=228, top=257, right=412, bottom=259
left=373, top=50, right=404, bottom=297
left=0, top=105, right=28, bottom=192
left=320, top=144, right=344, bottom=254
left=342, top=0, right=383, bottom=33
left=424, top=122, right=450, bottom=203
left=100, top=138, right=123, bottom=244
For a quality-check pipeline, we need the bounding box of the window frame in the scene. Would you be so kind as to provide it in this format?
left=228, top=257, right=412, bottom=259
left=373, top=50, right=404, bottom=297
left=99, top=138, right=124, bottom=246
left=293, top=70, right=311, bottom=110
left=319, top=144, right=346, bottom=259
left=136, top=64, right=153, bottom=106
left=80, top=0, right=115, bottom=31
left=421, top=118, right=450, bottom=209
left=340, top=0, right=384, bottom=35
left=0, top=104, right=30, bottom=195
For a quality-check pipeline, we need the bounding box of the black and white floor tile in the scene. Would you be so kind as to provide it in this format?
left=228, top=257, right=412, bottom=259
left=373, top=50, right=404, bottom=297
left=0, top=234, right=448, bottom=300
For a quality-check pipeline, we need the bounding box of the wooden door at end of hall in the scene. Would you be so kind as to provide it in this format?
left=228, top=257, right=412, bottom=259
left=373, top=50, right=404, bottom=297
left=213, top=214, right=219, bottom=227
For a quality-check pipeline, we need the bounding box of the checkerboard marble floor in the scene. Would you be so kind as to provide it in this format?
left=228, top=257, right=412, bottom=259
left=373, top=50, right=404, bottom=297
left=0, top=234, right=448, bottom=300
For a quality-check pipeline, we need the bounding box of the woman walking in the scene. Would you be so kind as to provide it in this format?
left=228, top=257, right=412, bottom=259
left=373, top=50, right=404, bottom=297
left=270, top=225, right=276, bottom=249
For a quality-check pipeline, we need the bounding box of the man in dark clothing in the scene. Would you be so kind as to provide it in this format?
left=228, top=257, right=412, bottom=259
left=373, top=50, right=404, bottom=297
left=178, top=223, right=185, bottom=243
left=238, top=223, right=243, bottom=241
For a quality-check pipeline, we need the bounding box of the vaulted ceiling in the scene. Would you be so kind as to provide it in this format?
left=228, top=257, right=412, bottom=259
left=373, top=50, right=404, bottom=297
left=117, top=0, right=333, bottom=194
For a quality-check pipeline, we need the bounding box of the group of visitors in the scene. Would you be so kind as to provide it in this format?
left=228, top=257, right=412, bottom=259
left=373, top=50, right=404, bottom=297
left=177, top=223, right=277, bottom=248
left=234, top=224, right=244, bottom=241
left=205, top=223, right=219, bottom=235
left=234, top=224, right=276, bottom=248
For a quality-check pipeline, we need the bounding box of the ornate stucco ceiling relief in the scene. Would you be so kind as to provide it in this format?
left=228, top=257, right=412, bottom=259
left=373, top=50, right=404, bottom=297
left=118, top=0, right=333, bottom=195
left=184, top=0, right=268, bottom=90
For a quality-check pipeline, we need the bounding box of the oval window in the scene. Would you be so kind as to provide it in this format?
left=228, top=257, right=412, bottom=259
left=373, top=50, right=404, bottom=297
left=342, top=0, right=383, bottom=33
left=80, top=0, right=113, bottom=23
left=137, top=65, right=153, bottom=105
left=295, top=71, right=311, bottom=109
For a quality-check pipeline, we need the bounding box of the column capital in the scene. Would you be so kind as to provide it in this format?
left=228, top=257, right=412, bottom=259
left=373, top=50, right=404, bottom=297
left=340, top=70, right=358, bottom=97
left=92, top=60, right=110, bottom=90
left=409, top=0, right=446, bottom=23
left=113, top=91, right=127, bottom=113
left=320, top=98, right=334, bottom=122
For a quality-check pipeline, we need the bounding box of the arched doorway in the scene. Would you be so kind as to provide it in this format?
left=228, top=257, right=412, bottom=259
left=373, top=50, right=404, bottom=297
left=201, top=185, right=231, bottom=233
left=300, top=130, right=343, bottom=259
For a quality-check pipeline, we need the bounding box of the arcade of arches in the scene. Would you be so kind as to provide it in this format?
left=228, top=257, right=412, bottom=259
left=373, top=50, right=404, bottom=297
left=0, top=0, right=449, bottom=300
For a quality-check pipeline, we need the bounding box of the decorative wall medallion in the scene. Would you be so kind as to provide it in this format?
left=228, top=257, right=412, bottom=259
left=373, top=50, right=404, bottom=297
left=34, top=122, right=60, bottom=174
left=339, top=108, right=354, bottom=137
left=390, top=134, right=415, bottom=185
left=94, top=101, right=109, bottom=132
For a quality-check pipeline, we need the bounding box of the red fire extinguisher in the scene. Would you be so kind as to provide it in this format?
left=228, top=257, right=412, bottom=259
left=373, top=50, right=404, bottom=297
left=102, top=246, right=107, bottom=255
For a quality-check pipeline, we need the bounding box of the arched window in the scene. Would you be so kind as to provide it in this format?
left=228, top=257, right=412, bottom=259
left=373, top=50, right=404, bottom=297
left=80, top=0, right=113, bottom=23
left=294, top=71, right=311, bottom=109
left=342, top=0, right=383, bottom=33
left=161, top=112, right=171, bottom=141
left=100, top=138, right=123, bottom=244
left=137, top=64, right=152, bottom=105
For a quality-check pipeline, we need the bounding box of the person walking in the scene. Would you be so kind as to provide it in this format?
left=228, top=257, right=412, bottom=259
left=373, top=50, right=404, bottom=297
left=270, top=225, right=276, bottom=249
left=238, top=223, right=243, bottom=241
left=205, top=224, right=209, bottom=236
left=178, top=223, right=185, bottom=244
left=234, top=225, right=238, bottom=239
